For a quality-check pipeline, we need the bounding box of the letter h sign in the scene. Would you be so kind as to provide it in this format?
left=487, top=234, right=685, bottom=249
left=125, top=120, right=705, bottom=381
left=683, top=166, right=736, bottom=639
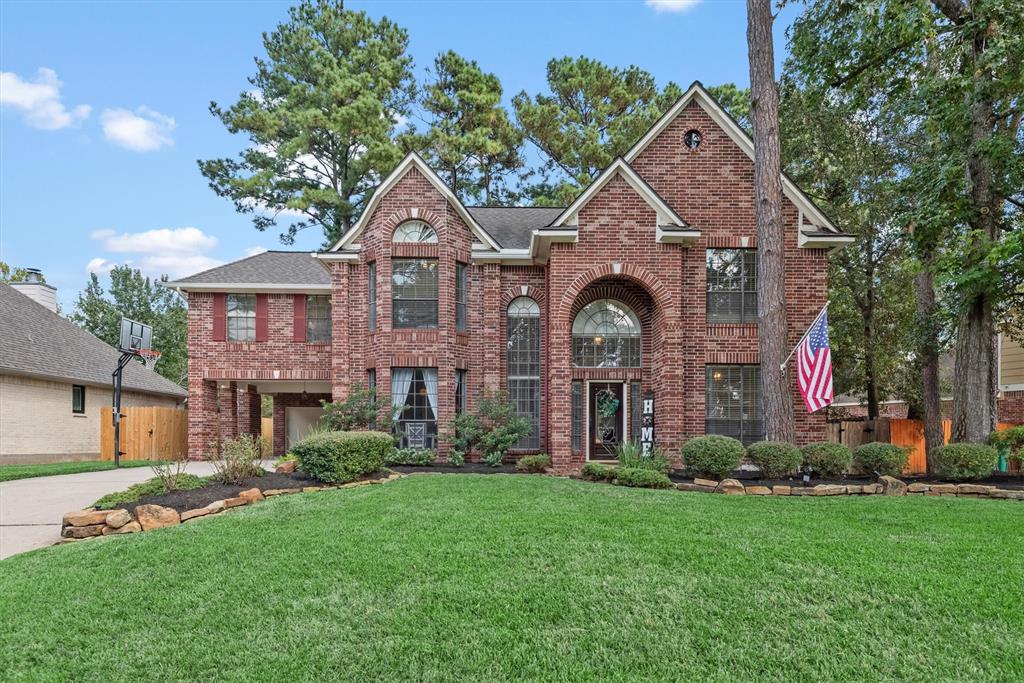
left=640, top=392, right=655, bottom=457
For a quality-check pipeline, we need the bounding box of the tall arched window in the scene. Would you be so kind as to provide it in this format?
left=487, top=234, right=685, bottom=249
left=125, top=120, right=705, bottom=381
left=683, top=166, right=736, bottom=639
left=392, top=220, right=438, bottom=243
left=572, top=299, right=641, bottom=367
left=507, top=297, right=541, bottom=449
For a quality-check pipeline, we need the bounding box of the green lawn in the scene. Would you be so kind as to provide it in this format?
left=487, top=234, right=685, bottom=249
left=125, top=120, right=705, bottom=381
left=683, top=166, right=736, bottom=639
left=1, top=475, right=1022, bottom=681
left=0, top=459, right=165, bottom=482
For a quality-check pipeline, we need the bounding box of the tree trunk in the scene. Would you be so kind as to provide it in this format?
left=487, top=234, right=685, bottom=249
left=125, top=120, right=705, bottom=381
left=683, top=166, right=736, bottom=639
left=747, top=0, right=795, bottom=443
left=863, top=275, right=878, bottom=420
left=916, top=265, right=943, bottom=470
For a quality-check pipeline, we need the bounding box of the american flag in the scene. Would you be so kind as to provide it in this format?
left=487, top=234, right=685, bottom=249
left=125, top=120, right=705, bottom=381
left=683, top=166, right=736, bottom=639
left=796, top=309, right=833, bottom=413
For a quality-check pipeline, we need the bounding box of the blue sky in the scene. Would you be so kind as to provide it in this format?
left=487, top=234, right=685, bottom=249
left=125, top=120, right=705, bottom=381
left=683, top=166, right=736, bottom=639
left=1, top=0, right=801, bottom=310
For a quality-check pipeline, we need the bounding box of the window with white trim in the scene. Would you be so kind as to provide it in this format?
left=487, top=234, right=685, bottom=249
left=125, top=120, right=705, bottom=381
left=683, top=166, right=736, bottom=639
left=705, top=365, right=764, bottom=446
left=455, top=262, right=467, bottom=332
left=392, top=259, right=439, bottom=328
left=227, top=294, right=256, bottom=342
left=392, top=368, right=438, bottom=449
left=392, top=220, right=438, bottom=243
left=707, top=249, right=758, bottom=323
left=305, top=295, right=331, bottom=343
left=572, top=299, right=641, bottom=368
left=507, top=297, right=541, bottom=450
left=368, top=261, right=377, bottom=331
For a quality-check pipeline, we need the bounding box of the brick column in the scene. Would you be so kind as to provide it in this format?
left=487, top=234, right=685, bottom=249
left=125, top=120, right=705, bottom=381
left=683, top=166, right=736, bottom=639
left=331, top=262, right=352, bottom=401
left=219, top=382, right=239, bottom=440
left=187, top=379, right=218, bottom=460
left=272, top=396, right=287, bottom=457
left=237, top=384, right=261, bottom=436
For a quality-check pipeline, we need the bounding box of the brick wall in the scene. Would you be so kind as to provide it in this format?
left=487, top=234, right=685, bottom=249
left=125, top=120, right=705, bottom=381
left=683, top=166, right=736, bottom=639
left=1001, top=390, right=1024, bottom=424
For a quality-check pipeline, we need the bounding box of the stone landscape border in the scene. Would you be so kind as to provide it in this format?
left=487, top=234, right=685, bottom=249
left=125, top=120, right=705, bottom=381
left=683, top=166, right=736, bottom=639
left=674, top=475, right=1024, bottom=499
left=59, top=472, right=406, bottom=545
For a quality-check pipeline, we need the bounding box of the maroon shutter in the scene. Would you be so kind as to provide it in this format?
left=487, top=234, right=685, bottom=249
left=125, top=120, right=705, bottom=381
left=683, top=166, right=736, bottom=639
left=293, top=294, right=306, bottom=342
left=255, top=294, right=269, bottom=342
left=212, top=293, right=226, bottom=341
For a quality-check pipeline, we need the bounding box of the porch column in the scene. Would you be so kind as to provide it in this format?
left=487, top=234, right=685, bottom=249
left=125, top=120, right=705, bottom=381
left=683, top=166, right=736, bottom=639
left=187, top=379, right=218, bottom=460
left=219, top=381, right=239, bottom=440
left=237, top=384, right=261, bottom=437
left=272, top=396, right=287, bottom=457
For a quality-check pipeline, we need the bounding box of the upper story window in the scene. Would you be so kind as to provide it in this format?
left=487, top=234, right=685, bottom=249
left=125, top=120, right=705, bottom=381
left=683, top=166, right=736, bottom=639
left=393, top=220, right=438, bottom=244
left=455, top=262, right=467, bottom=332
left=392, top=259, right=439, bottom=328
left=306, top=295, right=331, bottom=343
left=572, top=299, right=641, bottom=368
left=227, top=294, right=256, bottom=341
left=707, top=249, right=758, bottom=324
left=368, top=261, right=377, bottom=331
left=507, top=297, right=541, bottom=449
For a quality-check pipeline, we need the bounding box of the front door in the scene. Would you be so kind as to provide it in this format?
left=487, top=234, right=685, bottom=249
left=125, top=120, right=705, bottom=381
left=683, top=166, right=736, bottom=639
left=589, top=382, right=624, bottom=459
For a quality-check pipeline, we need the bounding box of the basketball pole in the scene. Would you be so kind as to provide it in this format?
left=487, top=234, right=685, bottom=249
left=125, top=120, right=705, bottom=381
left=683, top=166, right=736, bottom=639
left=111, top=351, right=135, bottom=468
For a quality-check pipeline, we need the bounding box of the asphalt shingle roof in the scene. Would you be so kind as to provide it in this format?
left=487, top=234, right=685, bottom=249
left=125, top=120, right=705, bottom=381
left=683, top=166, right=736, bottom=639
left=172, top=250, right=331, bottom=286
left=467, top=206, right=565, bottom=249
left=0, top=283, right=187, bottom=398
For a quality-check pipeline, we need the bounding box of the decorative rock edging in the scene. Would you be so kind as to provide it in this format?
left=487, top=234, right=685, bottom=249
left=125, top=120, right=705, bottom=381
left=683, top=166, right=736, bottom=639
left=57, top=472, right=406, bottom=547
left=674, top=476, right=1024, bottom=500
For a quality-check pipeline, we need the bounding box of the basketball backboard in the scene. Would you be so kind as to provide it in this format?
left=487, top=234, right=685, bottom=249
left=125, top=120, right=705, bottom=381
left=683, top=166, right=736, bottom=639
left=119, top=318, right=153, bottom=354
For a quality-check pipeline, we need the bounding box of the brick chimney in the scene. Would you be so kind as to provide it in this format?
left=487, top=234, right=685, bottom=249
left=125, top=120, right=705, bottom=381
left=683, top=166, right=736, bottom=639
left=10, top=268, right=58, bottom=312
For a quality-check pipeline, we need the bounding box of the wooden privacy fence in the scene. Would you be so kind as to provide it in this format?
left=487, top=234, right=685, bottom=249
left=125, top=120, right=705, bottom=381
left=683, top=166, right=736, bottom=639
left=100, top=406, right=188, bottom=461
left=261, top=417, right=273, bottom=440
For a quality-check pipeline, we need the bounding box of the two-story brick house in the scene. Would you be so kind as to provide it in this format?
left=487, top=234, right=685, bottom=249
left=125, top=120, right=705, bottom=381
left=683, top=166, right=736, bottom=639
left=168, top=83, right=853, bottom=471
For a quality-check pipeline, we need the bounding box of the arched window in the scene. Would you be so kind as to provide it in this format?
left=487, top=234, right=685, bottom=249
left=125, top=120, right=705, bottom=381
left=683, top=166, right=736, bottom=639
left=572, top=299, right=641, bottom=367
left=392, top=220, right=437, bottom=243
left=507, top=297, right=540, bottom=449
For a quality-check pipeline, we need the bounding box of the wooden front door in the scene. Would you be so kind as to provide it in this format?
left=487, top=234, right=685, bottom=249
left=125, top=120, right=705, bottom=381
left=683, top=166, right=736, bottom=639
left=589, top=382, right=624, bottom=459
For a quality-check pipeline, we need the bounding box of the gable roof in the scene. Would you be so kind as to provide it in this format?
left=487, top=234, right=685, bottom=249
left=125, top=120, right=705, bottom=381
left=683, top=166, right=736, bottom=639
left=0, top=283, right=187, bottom=398
left=329, top=152, right=501, bottom=253
left=165, top=251, right=330, bottom=292
left=624, top=81, right=844, bottom=238
left=466, top=206, right=565, bottom=249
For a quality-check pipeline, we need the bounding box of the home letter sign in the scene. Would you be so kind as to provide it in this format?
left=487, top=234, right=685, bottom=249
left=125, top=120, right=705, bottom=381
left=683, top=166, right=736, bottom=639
left=640, top=392, right=655, bottom=457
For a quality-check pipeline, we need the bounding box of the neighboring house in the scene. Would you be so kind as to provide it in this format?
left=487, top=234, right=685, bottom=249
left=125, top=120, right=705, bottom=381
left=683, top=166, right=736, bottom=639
left=0, top=277, right=187, bottom=464
left=999, top=333, right=1024, bottom=423
left=167, top=82, right=854, bottom=471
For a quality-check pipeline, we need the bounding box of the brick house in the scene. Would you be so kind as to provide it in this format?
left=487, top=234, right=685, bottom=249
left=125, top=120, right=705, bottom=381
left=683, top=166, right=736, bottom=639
left=167, top=83, right=854, bottom=471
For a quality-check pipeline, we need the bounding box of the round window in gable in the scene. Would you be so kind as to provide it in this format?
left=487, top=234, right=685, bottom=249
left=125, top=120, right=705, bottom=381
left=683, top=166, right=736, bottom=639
left=683, top=129, right=702, bottom=150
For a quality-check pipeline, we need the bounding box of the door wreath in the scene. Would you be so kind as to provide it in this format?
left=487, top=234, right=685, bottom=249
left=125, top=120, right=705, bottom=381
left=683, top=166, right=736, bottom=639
left=596, top=389, right=620, bottom=418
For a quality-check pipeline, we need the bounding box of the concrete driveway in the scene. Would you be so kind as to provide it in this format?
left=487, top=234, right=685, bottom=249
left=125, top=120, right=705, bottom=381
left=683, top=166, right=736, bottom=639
left=0, top=462, right=270, bottom=560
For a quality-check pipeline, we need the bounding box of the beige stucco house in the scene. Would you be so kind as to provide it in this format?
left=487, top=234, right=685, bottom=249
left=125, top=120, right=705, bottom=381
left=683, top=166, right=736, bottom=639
left=0, top=277, right=186, bottom=463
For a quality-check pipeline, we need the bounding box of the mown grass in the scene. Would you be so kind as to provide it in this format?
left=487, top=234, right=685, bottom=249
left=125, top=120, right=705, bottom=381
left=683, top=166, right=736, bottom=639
left=1, top=475, right=1022, bottom=681
left=0, top=459, right=166, bottom=482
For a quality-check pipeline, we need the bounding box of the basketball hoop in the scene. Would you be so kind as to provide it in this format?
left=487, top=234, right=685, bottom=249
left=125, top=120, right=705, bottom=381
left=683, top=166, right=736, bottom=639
left=137, top=348, right=162, bottom=368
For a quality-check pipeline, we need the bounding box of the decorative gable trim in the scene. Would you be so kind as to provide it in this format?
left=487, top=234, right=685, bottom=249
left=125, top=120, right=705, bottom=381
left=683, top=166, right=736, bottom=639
left=624, top=81, right=846, bottom=241
left=328, top=152, right=501, bottom=253
left=550, top=158, right=689, bottom=230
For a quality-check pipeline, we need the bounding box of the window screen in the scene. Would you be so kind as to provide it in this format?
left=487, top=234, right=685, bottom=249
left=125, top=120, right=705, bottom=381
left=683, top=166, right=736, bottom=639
left=706, top=249, right=758, bottom=323
left=571, top=381, right=583, bottom=453
left=455, top=262, right=467, bottom=332
left=305, top=295, right=331, bottom=343
left=368, top=262, right=377, bottom=331
left=705, top=365, right=764, bottom=446
left=507, top=297, right=541, bottom=449
left=392, top=259, right=439, bottom=328
left=227, top=294, right=256, bottom=341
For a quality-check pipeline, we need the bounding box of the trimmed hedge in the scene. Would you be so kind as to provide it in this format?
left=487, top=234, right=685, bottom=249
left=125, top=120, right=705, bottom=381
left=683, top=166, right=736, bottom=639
left=800, top=442, right=852, bottom=478
left=932, top=443, right=998, bottom=481
left=387, top=448, right=436, bottom=466
left=516, top=454, right=551, bottom=473
left=581, top=462, right=615, bottom=482
left=853, top=442, right=909, bottom=477
left=680, top=435, right=744, bottom=478
left=746, top=441, right=802, bottom=479
left=614, top=467, right=672, bottom=489
left=292, top=430, right=392, bottom=484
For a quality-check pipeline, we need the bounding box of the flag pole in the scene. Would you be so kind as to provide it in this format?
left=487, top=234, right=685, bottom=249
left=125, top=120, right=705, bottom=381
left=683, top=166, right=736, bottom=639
left=780, top=300, right=830, bottom=371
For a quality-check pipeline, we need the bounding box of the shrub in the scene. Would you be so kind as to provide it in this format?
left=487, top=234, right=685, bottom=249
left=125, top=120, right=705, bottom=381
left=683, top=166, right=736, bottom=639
left=208, top=434, right=265, bottom=484
left=150, top=458, right=191, bottom=493
left=616, top=441, right=671, bottom=473
left=581, top=462, right=615, bottom=481
left=614, top=467, right=672, bottom=489
left=988, top=425, right=1024, bottom=463
left=94, top=474, right=209, bottom=509
left=387, top=448, right=436, bottom=466
left=800, top=442, right=852, bottom=478
left=680, top=435, right=744, bottom=478
left=442, top=390, right=531, bottom=467
left=274, top=453, right=297, bottom=468
left=745, top=441, right=802, bottom=479
left=320, top=382, right=397, bottom=432
left=291, top=430, right=392, bottom=484
left=447, top=450, right=465, bottom=467
left=932, top=443, right=998, bottom=481
left=516, top=454, right=551, bottom=473
left=853, top=442, right=909, bottom=477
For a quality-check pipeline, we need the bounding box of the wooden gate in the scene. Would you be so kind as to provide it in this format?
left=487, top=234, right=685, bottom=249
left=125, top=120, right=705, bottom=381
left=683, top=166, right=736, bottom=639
left=100, top=406, right=188, bottom=461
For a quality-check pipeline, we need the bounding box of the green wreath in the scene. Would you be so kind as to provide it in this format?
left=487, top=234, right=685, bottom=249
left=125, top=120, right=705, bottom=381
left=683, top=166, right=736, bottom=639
left=596, top=390, right=620, bottom=418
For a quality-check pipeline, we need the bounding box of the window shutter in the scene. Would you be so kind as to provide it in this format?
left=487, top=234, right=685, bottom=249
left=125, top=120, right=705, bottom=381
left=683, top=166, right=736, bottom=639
left=293, top=294, right=306, bottom=342
left=212, top=293, right=226, bottom=341
left=255, top=294, right=269, bottom=341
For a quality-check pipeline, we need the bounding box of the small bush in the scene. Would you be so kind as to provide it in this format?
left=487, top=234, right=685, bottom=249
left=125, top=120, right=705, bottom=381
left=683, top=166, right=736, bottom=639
left=746, top=441, right=802, bottom=479
left=291, top=430, right=392, bottom=484
left=614, top=467, right=672, bottom=489
left=320, top=382, right=396, bottom=431
left=800, top=442, right=852, bottom=477
left=274, top=453, right=297, bottom=468
left=208, top=434, right=265, bottom=484
left=447, top=450, right=465, bottom=467
left=516, top=454, right=551, bottom=473
left=680, top=435, right=744, bottom=478
left=387, top=448, right=436, bottom=466
left=150, top=459, right=191, bottom=493
left=988, top=425, right=1024, bottom=463
left=581, top=462, right=615, bottom=481
left=932, top=443, right=998, bottom=481
left=616, top=441, right=671, bottom=473
left=94, top=474, right=209, bottom=509
left=442, top=390, right=531, bottom=466
left=853, top=442, right=909, bottom=477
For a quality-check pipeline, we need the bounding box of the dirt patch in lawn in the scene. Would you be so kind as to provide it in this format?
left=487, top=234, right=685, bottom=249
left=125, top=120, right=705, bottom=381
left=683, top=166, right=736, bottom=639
left=667, top=471, right=1024, bottom=490
left=390, top=463, right=519, bottom=475
left=119, top=470, right=390, bottom=515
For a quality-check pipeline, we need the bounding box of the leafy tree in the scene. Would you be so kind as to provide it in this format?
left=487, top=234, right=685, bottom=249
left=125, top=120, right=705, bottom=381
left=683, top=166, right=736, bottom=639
left=706, top=83, right=751, bottom=133
left=787, top=0, right=1024, bottom=443
left=442, top=390, right=530, bottom=467
left=0, top=262, right=44, bottom=283
left=70, top=267, right=187, bottom=387
left=319, top=382, right=395, bottom=431
left=512, top=57, right=682, bottom=194
left=405, top=51, right=525, bottom=204
left=198, top=0, right=416, bottom=246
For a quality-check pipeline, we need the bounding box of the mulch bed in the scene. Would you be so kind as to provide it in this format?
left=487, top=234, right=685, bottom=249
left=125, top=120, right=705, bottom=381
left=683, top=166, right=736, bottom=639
left=390, top=463, right=519, bottom=475
left=118, top=470, right=390, bottom=515
left=667, top=470, right=1024, bottom=490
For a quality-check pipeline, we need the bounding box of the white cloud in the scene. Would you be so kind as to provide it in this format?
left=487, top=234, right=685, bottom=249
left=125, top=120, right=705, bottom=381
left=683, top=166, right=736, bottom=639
left=0, top=68, right=90, bottom=129
left=100, top=106, right=176, bottom=151
left=88, top=226, right=223, bottom=279
left=645, top=0, right=702, bottom=13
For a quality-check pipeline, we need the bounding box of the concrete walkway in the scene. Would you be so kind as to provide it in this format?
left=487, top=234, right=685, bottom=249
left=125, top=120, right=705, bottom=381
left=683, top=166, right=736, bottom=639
left=0, top=462, right=271, bottom=560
